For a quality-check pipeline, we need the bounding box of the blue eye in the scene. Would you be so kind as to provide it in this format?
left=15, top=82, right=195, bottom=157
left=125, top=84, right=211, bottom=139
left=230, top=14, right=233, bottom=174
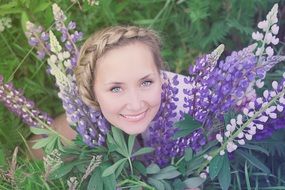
left=142, top=80, right=153, bottom=87
left=111, top=87, right=121, bottom=93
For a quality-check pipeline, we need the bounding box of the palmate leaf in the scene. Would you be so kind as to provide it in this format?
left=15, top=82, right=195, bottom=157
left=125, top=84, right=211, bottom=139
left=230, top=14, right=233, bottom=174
left=102, top=158, right=127, bottom=177
left=173, top=114, right=202, bottom=139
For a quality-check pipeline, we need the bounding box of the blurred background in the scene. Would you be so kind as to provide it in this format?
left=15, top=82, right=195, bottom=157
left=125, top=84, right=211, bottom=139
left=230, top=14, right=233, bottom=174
left=0, top=0, right=284, bottom=189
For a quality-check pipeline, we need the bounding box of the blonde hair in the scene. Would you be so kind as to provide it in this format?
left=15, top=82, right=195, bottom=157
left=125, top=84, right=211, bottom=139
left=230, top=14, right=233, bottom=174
left=75, top=26, right=164, bottom=109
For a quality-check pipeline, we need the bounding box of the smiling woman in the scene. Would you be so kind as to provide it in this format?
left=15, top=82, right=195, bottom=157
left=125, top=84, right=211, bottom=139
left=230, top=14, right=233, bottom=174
left=75, top=26, right=166, bottom=135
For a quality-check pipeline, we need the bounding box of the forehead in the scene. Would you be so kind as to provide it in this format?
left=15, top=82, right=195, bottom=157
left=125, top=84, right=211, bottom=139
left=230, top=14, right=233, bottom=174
left=95, top=42, right=158, bottom=83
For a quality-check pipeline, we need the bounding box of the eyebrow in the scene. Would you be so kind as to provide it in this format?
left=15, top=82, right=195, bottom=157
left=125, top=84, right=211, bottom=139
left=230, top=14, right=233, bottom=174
left=105, top=74, right=153, bottom=85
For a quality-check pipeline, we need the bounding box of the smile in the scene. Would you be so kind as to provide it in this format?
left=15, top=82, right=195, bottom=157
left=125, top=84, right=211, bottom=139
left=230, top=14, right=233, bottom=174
left=120, top=109, right=148, bottom=122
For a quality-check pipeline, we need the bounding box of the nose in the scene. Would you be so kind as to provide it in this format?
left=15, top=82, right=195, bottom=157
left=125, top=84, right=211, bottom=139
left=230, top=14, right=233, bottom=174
left=125, top=89, right=143, bottom=111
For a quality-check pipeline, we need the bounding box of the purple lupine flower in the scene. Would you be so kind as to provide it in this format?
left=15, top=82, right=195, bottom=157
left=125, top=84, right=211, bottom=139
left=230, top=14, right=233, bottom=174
left=47, top=30, right=110, bottom=147
left=26, top=21, right=50, bottom=60
left=144, top=73, right=179, bottom=166
left=52, top=3, right=81, bottom=68
left=0, top=75, right=53, bottom=127
left=59, top=86, right=110, bottom=146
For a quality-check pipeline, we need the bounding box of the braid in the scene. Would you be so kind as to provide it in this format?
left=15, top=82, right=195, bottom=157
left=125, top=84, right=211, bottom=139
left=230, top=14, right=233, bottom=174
left=75, top=26, right=163, bottom=109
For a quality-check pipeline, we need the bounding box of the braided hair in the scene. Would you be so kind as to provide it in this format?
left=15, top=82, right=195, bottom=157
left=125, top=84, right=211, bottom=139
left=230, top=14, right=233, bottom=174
left=75, top=26, right=164, bottom=109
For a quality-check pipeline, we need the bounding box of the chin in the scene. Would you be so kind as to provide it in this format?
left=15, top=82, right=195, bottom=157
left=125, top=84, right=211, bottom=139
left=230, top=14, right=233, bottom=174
left=121, top=124, right=149, bottom=135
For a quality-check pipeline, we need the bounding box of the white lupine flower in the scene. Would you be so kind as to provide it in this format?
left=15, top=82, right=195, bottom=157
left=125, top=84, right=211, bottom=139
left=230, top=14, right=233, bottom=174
left=269, top=112, right=277, bottom=119
left=258, top=115, right=269, bottom=122
left=263, top=90, right=269, bottom=99
left=279, top=96, right=285, bottom=104
left=227, top=141, right=237, bottom=153
left=243, top=108, right=249, bottom=115
left=49, top=55, right=57, bottom=64
left=256, top=124, right=264, bottom=130
left=220, top=150, right=225, bottom=156
left=264, top=33, right=273, bottom=44
left=248, top=111, right=254, bottom=117
left=270, top=91, right=277, bottom=97
left=248, top=127, right=256, bottom=135
left=257, top=20, right=269, bottom=30
left=225, top=131, right=231, bottom=137
left=63, top=59, right=72, bottom=68
left=245, top=134, right=252, bottom=140
left=207, top=156, right=213, bottom=161
left=238, top=132, right=244, bottom=138
left=216, top=133, right=223, bottom=143
left=238, top=139, right=245, bottom=145
left=249, top=101, right=255, bottom=109
left=199, top=172, right=207, bottom=179
left=237, top=114, right=243, bottom=125
left=256, top=97, right=263, bottom=105
left=203, top=154, right=208, bottom=159
left=230, top=118, right=237, bottom=127
left=226, top=124, right=235, bottom=132
left=272, top=79, right=280, bottom=89
left=265, top=46, right=274, bottom=57
left=256, top=79, right=264, bottom=88
left=271, top=24, right=279, bottom=34
left=277, top=104, right=284, bottom=112
left=63, top=51, right=70, bottom=59
left=266, top=4, right=278, bottom=24
left=255, top=47, right=263, bottom=56
left=271, top=36, right=279, bottom=45
left=252, top=31, right=264, bottom=41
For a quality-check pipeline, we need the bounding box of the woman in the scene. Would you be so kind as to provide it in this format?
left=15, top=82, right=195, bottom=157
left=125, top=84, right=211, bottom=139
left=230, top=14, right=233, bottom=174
left=75, top=25, right=187, bottom=136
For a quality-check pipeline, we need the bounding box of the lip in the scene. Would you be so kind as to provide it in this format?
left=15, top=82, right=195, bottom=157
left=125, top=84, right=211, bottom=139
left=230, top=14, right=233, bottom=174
left=120, top=109, right=148, bottom=122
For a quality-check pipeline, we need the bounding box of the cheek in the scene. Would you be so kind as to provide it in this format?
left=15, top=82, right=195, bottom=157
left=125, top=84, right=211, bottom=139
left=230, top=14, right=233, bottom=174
left=96, top=94, right=121, bottom=115
left=145, top=85, right=162, bottom=106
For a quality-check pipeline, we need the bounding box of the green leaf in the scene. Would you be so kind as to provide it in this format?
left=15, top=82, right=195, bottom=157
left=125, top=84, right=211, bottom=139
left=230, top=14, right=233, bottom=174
left=128, top=135, right=136, bottom=155
left=0, top=148, right=5, bottom=166
left=33, top=2, right=51, bottom=12
left=209, top=154, right=224, bottom=180
left=147, top=177, right=165, bottom=190
left=240, top=144, right=269, bottom=156
left=111, top=127, right=128, bottom=156
left=49, top=162, right=78, bottom=180
left=184, top=177, right=206, bottom=188
left=173, top=115, right=202, bottom=138
left=32, top=136, right=53, bottom=149
left=153, top=166, right=181, bottom=180
left=88, top=168, right=103, bottom=190
left=132, top=147, right=154, bottom=157
left=146, top=163, right=160, bottom=174
left=21, top=12, right=29, bottom=33
left=102, top=158, right=127, bottom=177
left=173, top=178, right=186, bottom=190
left=218, top=153, right=231, bottom=190
left=161, top=180, right=172, bottom=190
left=30, top=127, right=51, bottom=135
left=184, top=148, right=193, bottom=162
left=133, top=160, right=146, bottom=176
left=236, top=149, right=270, bottom=174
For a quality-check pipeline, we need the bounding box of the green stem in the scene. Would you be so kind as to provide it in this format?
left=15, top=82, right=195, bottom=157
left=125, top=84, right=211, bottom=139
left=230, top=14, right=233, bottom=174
left=117, top=179, right=155, bottom=190
left=127, top=157, right=134, bottom=176
left=197, top=87, right=285, bottom=174
left=24, top=107, right=74, bottom=146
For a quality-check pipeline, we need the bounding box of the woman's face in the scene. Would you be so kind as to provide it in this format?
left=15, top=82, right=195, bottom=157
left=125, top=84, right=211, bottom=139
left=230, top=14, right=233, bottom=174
left=94, top=42, right=162, bottom=135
